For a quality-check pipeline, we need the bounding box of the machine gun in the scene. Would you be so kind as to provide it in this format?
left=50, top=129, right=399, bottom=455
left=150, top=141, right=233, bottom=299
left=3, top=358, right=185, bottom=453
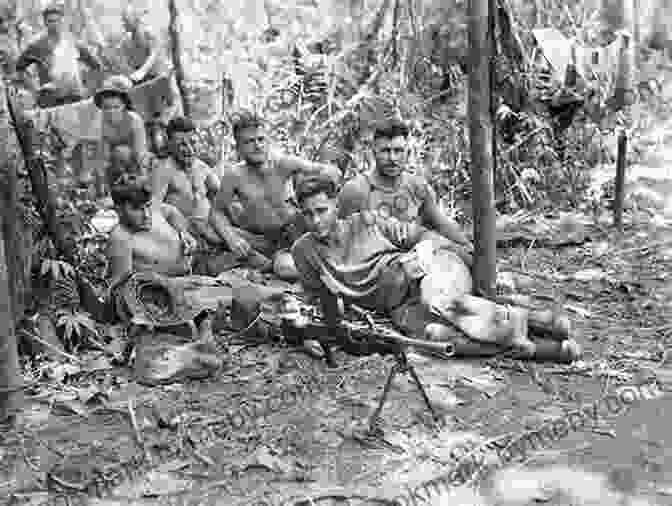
left=278, top=296, right=454, bottom=440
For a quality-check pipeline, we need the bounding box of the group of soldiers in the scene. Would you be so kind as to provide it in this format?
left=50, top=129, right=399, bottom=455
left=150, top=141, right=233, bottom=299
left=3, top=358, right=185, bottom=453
left=3, top=3, right=168, bottom=107
left=5, top=3, right=580, bottom=364
left=107, top=111, right=582, bottom=364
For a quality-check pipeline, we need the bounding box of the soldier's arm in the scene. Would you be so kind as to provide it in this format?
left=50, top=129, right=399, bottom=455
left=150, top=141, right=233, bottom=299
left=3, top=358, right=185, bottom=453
left=106, top=231, right=133, bottom=287
left=160, top=202, right=190, bottom=235
left=208, top=167, right=239, bottom=244
left=337, top=176, right=369, bottom=218
left=376, top=216, right=430, bottom=250
left=377, top=216, right=473, bottom=266
left=129, top=112, right=149, bottom=159
left=420, top=181, right=471, bottom=247
left=291, top=238, right=341, bottom=331
left=202, top=164, right=221, bottom=199
left=76, top=42, right=103, bottom=71
left=278, top=153, right=341, bottom=184
left=130, top=27, right=161, bottom=82
left=16, top=42, right=40, bottom=73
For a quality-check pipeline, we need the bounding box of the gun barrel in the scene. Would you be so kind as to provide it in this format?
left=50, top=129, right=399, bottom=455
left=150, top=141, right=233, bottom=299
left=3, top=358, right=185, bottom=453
left=383, top=333, right=455, bottom=356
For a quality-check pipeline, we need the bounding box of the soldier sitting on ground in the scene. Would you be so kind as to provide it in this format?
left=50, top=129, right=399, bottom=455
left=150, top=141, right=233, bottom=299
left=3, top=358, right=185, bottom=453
left=106, top=174, right=197, bottom=287
left=107, top=174, right=249, bottom=285
left=209, top=111, right=341, bottom=280
left=338, top=120, right=472, bottom=258
left=153, top=116, right=222, bottom=247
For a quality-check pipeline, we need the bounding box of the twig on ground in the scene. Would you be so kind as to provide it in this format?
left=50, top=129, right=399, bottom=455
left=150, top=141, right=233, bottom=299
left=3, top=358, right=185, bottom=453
left=128, top=399, right=153, bottom=465
left=188, top=433, right=216, bottom=467
left=501, top=267, right=558, bottom=283
left=48, top=473, right=87, bottom=491
left=520, top=238, right=536, bottom=271
left=591, top=239, right=672, bottom=262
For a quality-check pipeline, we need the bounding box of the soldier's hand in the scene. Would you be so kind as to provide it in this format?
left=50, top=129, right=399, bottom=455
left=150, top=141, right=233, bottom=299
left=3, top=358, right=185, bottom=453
left=129, top=70, right=144, bottom=84
left=182, top=232, right=199, bottom=255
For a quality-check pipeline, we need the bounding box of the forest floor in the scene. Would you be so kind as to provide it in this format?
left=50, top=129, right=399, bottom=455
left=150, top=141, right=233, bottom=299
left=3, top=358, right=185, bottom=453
left=2, top=97, right=672, bottom=506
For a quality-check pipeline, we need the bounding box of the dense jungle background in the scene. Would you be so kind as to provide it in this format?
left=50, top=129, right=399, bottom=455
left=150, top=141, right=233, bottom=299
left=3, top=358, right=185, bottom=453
left=0, top=0, right=671, bottom=505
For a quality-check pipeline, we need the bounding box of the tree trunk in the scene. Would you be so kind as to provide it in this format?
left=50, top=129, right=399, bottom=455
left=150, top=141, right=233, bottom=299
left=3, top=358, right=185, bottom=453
left=614, top=0, right=636, bottom=107
left=168, top=0, right=190, bottom=118
left=0, top=85, right=22, bottom=421
left=7, top=92, right=74, bottom=262
left=0, top=209, right=22, bottom=422
left=468, top=0, right=497, bottom=297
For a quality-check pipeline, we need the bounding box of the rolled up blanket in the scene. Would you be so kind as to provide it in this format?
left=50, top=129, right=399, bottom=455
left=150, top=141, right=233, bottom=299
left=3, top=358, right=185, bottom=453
left=110, top=270, right=287, bottom=330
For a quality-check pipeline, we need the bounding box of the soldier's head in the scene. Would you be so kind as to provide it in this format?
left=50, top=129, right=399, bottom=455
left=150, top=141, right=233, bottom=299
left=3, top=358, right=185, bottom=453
left=295, top=174, right=339, bottom=240
left=110, top=144, right=135, bottom=168
left=166, top=116, right=196, bottom=166
left=121, top=6, right=146, bottom=34
left=111, top=174, right=153, bottom=232
left=42, top=3, right=65, bottom=36
left=373, top=120, right=409, bottom=179
left=232, top=111, right=267, bottom=166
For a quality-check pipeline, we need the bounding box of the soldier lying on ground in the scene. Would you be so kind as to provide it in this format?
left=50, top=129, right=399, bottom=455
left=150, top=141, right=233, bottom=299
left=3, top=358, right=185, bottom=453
left=338, top=120, right=472, bottom=252
left=16, top=3, right=102, bottom=107
left=154, top=116, right=222, bottom=246
left=209, top=111, right=341, bottom=280
left=291, top=174, right=581, bottom=365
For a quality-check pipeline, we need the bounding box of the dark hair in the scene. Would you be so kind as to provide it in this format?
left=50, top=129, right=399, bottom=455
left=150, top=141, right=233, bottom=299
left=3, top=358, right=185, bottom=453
left=166, top=116, right=196, bottom=138
left=373, top=120, right=410, bottom=140
left=231, top=111, right=265, bottom=141
left=110, top=174, right=152, bottom=207
left=295, top=174, right=338, bottom=206
left=43, top=4, right=65, bottom=19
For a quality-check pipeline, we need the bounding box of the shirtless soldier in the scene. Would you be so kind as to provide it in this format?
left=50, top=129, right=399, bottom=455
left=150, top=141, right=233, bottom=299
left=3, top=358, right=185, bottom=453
left=339, top=120, right=471, bottom=251
left=107, top=174, right=198, bottom=287
left=154, top=116, right=221, bottom=245
left=16, top=3, right=102, bottom=107
left=210, top=112, right=340, bottom=280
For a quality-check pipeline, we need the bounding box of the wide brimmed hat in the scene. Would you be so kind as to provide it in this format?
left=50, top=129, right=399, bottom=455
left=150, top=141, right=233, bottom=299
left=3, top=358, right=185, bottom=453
left=94, top=75, right=134, bottom=109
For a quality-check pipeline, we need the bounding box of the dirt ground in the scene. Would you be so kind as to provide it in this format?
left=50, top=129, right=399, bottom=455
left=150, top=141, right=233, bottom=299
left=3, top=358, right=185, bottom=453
left=2, top=106, right=672, bottom=506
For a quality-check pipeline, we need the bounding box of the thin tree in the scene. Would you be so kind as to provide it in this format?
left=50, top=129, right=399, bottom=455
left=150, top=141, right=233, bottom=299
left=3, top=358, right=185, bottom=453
left=0, top=83, right=23, bottom=422
left=168, top=0, right=190, bottom=118
left=468, top=0, right=497, bottom=297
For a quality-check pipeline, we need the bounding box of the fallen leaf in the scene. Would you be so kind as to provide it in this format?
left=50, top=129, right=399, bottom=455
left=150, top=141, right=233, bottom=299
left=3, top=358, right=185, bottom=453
left=572, top=269, right=607, bottom=282
left=141, top=471, right=192, bottom=497
left=458, top=372, right=504, bottom=398
left=77, top=385, right=108, bottom=405
left=252, top=446, right=294, bottom=474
